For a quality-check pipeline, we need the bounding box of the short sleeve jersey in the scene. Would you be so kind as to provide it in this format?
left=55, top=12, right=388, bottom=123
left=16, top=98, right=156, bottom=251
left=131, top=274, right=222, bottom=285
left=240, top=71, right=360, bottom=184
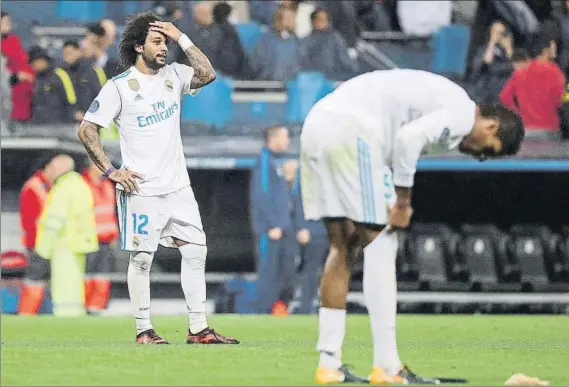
left=84, top=63, right=198, bottom=196
left=315, top=69, right=477, bottom=187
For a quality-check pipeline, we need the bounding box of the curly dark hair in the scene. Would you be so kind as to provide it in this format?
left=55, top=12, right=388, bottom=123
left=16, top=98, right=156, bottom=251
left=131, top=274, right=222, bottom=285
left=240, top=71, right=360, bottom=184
left=118, top=12, right=163, bottom=69
left=479, top=104, right=525, bottom=156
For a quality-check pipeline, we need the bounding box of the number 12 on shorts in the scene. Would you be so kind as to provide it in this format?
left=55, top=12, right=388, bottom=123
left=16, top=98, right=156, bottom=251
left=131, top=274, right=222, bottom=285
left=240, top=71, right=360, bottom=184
left=132, top=213, right=149, bottom=235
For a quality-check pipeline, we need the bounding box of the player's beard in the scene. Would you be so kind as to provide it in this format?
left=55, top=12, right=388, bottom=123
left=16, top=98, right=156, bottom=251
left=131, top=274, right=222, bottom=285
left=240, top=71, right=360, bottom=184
left=141, top=51, right=165, bottom=70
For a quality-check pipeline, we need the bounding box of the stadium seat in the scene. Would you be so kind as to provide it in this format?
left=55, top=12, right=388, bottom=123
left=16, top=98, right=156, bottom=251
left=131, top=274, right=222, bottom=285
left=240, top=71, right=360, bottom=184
left=407, top=223, right=458, bottom=290
left=508, top=225, right=549, bottom=290
left=460, top=225, right=519, bottom=291
left=431, top=24, right=471, bottom=78
left=559, top=227, right=569, bottom=283
left=181, top=76, right=233, bottom=130
left=236, top=22, right=264, bottom=53
left=535, top=226, right=568, bottom=283
left=396, top=231, right=420, bottom=290
left=287, top=72, right=335, bottom=124
left=56, top=0, right=106, bottom=22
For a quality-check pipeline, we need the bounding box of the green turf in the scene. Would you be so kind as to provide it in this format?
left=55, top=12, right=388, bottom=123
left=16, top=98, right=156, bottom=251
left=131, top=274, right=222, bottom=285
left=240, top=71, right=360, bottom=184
left=1, top=315, right=568, bottom=386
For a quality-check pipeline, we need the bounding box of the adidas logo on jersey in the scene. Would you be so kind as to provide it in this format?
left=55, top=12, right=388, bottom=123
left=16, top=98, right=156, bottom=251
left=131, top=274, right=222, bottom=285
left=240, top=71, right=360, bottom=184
left=134, top=94, right=144, bottom=101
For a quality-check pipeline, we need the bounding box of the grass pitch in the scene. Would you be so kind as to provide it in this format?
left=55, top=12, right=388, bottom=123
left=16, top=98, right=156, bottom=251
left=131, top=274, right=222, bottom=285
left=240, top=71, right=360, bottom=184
left=1, top=315, right=568, bottom=386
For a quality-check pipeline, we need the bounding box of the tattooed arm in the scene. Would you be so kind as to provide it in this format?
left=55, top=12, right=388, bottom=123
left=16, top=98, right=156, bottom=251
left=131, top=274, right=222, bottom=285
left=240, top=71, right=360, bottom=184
left=77, top=120, right=114, bottom=173
left=183, top=45, right=216, bottom=89
left=78, top=120, right=144, bottom=193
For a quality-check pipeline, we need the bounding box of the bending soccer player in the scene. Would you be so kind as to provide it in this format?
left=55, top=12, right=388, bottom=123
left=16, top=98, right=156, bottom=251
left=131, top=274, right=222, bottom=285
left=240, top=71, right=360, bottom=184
left=78, top=12, right=239, bottom=345
left=301, top=70, right=524, bottom=384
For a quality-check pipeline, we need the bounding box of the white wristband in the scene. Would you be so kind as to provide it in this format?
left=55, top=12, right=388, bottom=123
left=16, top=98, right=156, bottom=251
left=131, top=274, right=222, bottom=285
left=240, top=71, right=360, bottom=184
left=178, top=34, right=194, bottom=51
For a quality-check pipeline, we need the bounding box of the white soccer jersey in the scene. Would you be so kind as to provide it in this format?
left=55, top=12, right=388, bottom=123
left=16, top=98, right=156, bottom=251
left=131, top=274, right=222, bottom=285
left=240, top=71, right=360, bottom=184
left=314, top=69, right=477, bottom=187
left=84, top=63, right=198, bottom=196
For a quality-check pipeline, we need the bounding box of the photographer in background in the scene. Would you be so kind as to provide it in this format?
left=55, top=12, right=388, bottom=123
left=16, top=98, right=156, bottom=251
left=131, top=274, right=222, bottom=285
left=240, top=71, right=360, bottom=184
left=469, top=21, right=514, bottom=104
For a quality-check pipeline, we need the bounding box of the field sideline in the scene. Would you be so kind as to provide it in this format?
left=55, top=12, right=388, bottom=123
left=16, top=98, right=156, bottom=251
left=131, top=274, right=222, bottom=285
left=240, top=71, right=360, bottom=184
left=1, top=315, right=568, bottom=386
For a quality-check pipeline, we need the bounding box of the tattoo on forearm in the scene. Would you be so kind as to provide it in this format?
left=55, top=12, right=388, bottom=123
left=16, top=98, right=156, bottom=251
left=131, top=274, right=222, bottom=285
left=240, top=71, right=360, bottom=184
left=184, top=46, right=216, bottom=89
left=77, top=120, right=113, bottom=173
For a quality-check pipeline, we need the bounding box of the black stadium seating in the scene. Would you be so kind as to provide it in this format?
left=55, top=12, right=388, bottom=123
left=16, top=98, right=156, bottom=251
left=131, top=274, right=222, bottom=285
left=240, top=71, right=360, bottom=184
left=460, top=224, right=521, bottom=290
left=406, top=223, right=469, bottom=291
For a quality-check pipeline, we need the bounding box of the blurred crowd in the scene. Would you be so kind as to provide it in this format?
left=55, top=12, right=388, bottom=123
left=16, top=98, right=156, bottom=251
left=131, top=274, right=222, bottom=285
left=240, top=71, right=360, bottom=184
left=2, top=1, right=569, bottom=139
left=1, top=11, right=120, bottom=130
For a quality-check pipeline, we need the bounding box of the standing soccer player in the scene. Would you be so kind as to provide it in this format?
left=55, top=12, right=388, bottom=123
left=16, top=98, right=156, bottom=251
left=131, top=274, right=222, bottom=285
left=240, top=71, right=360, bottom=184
left=78, top=12, right=239, bottom=345
left=301, top=69, right=525, bottom=384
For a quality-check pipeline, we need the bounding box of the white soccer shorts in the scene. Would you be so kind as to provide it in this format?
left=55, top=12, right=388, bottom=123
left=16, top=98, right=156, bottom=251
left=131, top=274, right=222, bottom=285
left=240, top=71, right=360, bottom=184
left=116, top=185, right=206, bottom=252
left=300, top=106, right=396, bottom=225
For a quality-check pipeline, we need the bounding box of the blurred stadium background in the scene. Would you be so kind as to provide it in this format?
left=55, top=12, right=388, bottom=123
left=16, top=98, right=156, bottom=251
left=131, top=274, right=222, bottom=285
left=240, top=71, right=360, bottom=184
left=1, top=0, right=568, bottom=317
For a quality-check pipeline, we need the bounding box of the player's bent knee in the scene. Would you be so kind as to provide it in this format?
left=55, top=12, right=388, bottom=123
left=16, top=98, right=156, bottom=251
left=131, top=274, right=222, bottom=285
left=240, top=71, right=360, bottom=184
left=129, top=251, right=154, bottom=272
left=180, top=243, right=207, bottom=268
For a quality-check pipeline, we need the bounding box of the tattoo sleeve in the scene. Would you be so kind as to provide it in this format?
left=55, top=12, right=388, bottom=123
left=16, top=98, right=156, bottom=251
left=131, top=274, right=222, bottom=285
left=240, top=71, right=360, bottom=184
left=184, top=46, right=216, bottom=89
left=77, top=120, right=114, bottom=173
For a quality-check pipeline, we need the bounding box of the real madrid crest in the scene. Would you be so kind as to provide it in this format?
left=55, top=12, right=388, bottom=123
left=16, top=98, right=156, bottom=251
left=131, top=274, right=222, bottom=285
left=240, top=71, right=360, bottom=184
left=165, top=79, right=173, bottom=92
left=128, top=79, right=140, bottom=91
left=133, top=236, right=140, bottom=247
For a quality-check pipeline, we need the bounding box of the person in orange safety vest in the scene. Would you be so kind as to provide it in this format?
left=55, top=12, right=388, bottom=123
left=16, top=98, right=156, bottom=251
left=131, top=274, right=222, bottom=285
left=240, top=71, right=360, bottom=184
left=18, top=153, right=69, bottom=315
left=81, top=159, right=119, bottom=314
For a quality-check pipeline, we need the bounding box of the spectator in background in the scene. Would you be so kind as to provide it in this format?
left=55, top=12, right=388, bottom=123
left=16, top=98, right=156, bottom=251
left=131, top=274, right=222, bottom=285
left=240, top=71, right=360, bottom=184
left=300, top=8, right=358, bottom=81
left=35, top=155, right=99, bottom=317
left=1, top=11, right=34, bottom=124
left=248, top=0, right=279, bottom=27
left=1, top=54, right=11, bottom=126
left=82, top=159, right=119, bottom=315
left=397, top=0, right=452, bottom=37
left=82, top=22, right=106, bottom=56
left=277, top=158, right=301, bottom=316
left=282, top=0, right=316, bottom=39
left=28, top=46, right=77, bottom=124
left=291, top=166, right=328, bottom=315
left=61, top=40, right=103, bottom=123
left=250, top=5, right=300, bottom=81
left=249, top=125, right=295, bottom=314
left=83, top=22, right=121, bottom=79
left=314, top=1, right=358, bottom=51
left=500, top=31, right=565, bottom=138
left=212, top=2, right=249, bottom=78
left=174, top=2, right=219, bottom=69
left=100, top=19, right=118, bottom=50
left=17, top=153, right=59, bottom=315
left=469, top=21, right=514, bottom=104
left=554, top=1, right=569, bottom=76
left=512, top=48, right=531, bottom=70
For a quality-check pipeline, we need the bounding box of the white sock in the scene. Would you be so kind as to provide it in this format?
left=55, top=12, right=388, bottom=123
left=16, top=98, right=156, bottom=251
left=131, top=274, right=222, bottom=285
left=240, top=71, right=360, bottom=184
left=363, top=230, right=402, bottom=375
left=317, top=307, right=346, bottom=369
left=128, top=251, right=154, bottom=335
left=179, top=243, right=209, bottom=334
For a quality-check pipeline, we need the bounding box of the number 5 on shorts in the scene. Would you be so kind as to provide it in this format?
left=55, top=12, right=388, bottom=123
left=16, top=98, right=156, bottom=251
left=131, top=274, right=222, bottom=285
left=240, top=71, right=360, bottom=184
left=132, top=213, right=149, bottom=235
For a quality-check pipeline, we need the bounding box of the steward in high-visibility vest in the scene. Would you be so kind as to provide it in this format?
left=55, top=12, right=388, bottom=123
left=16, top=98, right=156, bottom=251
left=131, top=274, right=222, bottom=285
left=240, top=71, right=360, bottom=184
left=17, top=155, right=56, bottom=315
left=61, top=40, right=104, bottom=122
left=28, top=46, right=77, bottom=124
left=82, top=161, right=119, bottom=314
left=35, top=156, right=99, bottom=317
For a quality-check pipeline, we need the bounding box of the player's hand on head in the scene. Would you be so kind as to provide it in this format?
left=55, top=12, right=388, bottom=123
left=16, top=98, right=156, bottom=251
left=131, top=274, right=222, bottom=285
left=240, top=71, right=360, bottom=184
left=149, top=21, right=182, bottom=42
left=109, top=168, right=144, bottom=194
left=388, top=200, right=413, bottom=232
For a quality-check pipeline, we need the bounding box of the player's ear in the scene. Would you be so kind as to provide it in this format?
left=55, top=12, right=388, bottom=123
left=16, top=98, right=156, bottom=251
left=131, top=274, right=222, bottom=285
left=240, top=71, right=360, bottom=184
left=484, top=118, right=499, bottom=136
left=135, top=44, right=143, bottom=54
